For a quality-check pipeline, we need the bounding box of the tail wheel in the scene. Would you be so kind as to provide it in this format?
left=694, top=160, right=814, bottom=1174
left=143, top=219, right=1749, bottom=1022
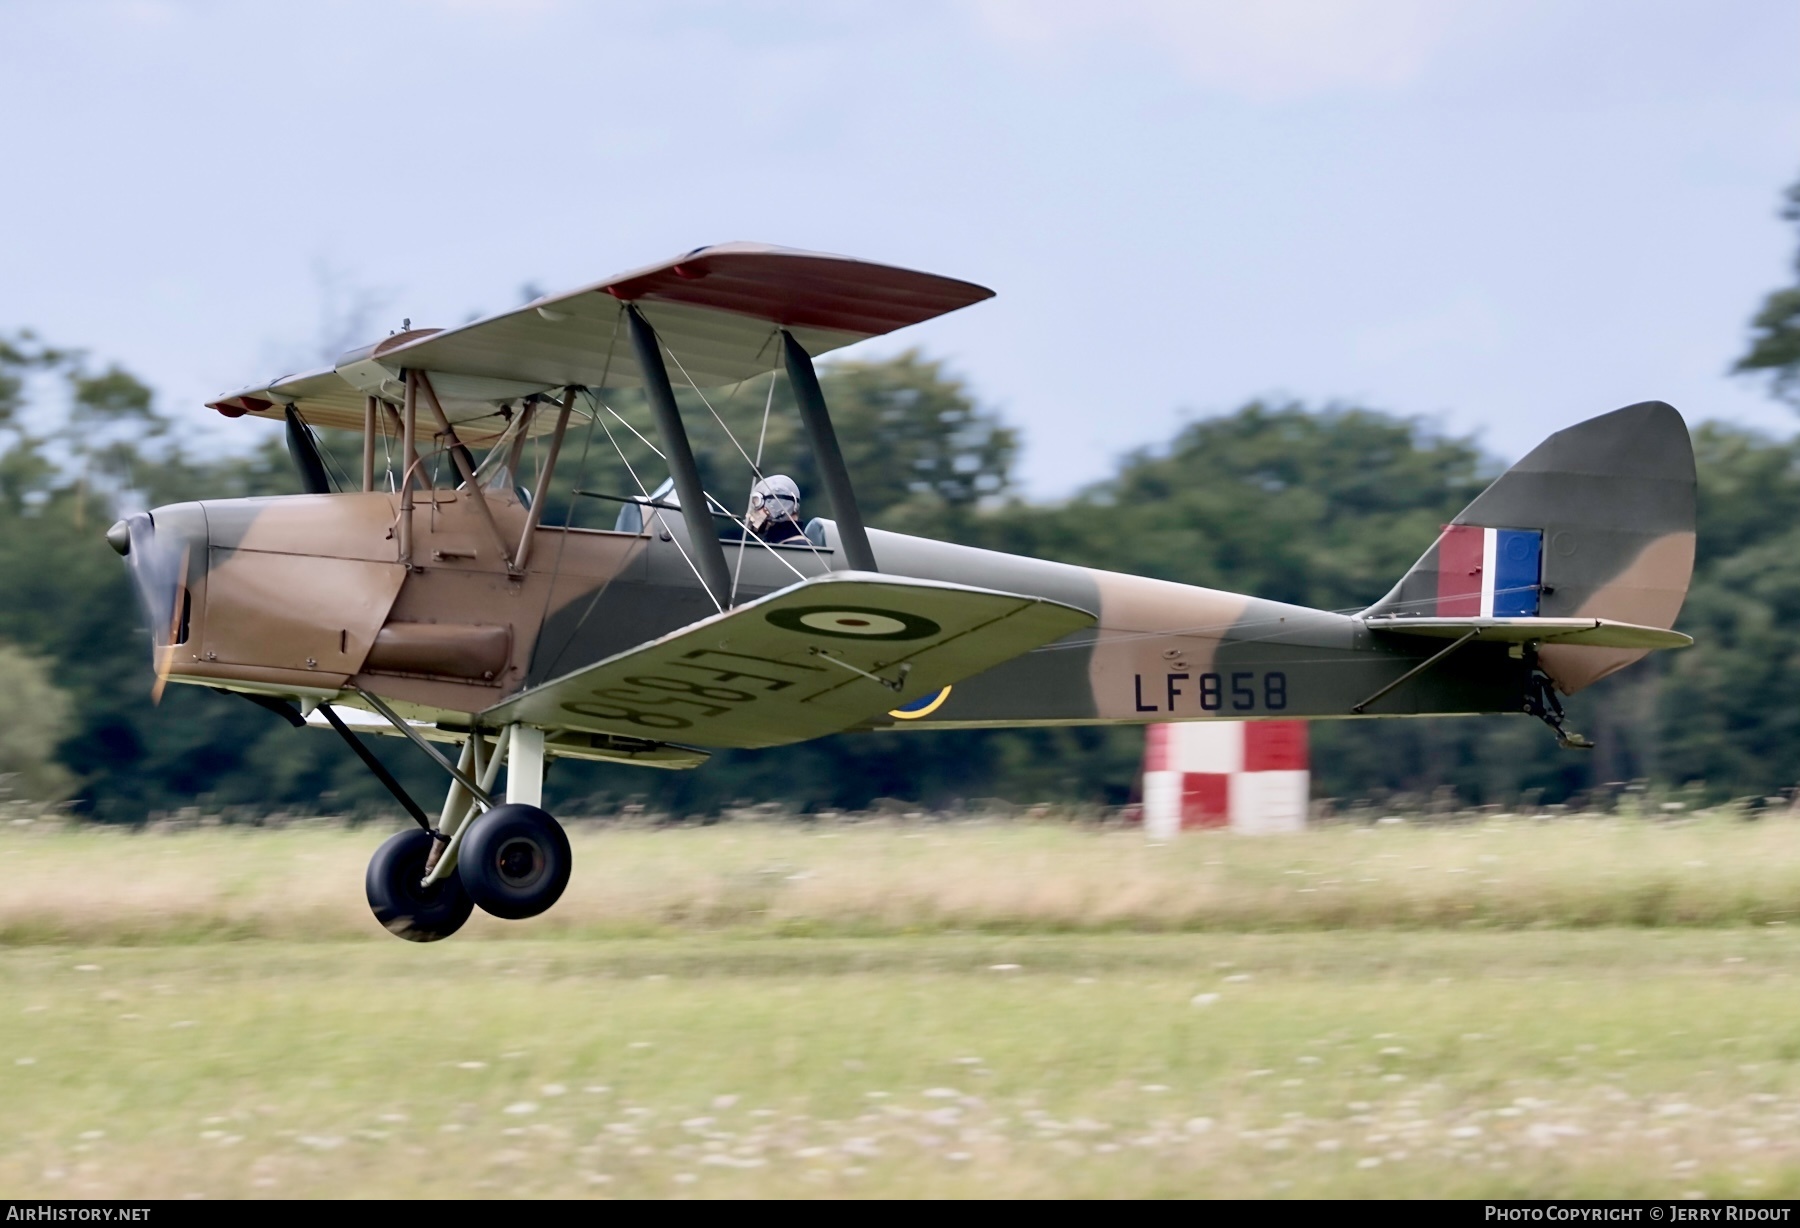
left=365, top=828, right=474, bottom=942
left=458, top=804, right=573, bottom=920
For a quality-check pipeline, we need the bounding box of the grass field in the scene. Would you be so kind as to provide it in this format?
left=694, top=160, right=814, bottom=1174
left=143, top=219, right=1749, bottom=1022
left=7, top=813, right=1800, bottom=1197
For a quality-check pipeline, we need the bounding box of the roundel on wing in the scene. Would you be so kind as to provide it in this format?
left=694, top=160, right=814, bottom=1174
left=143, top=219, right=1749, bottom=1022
left=765, top=605, right=941, bottom=641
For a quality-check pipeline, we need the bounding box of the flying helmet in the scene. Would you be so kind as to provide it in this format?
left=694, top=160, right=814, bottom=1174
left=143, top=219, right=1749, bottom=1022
left=749, top=474, right=801, bottom=522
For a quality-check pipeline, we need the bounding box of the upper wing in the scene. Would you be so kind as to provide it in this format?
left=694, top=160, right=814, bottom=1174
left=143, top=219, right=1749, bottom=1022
left=382, top=242, right=995, bottom=390
left=485, top=571, right=1094, bottom=749
left=208, top=244, right=994, bottom=436
left=208, top=351, right=559, bottom=446
left=1363, top=616, right=1692, bottom=649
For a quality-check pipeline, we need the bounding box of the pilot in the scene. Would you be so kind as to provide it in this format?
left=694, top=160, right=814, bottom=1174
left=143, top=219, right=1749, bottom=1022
left=747, top=474, right=808, bottom=545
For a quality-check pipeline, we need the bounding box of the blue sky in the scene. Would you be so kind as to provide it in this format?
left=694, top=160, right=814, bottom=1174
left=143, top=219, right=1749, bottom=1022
left=2, top=0, right=1797, bottom=495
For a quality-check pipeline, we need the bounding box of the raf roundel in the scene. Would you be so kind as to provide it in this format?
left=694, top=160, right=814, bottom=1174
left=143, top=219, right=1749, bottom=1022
left=765, top=605, right=942, bottom=641
left=803, top=611, right=906, bottom=635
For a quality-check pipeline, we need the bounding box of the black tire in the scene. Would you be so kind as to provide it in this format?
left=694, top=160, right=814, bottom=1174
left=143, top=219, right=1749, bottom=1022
left=365, top=828, right=474, bottom=942
left=458, top=804, right=572, bottom=920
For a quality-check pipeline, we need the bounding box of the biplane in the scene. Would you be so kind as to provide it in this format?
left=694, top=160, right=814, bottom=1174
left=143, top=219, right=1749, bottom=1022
left=110, top=244, right=1698, bottom=941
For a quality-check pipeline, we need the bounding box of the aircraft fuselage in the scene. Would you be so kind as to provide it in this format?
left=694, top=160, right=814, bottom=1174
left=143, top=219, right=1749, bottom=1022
left=131, top=490, right=1528, bottom=745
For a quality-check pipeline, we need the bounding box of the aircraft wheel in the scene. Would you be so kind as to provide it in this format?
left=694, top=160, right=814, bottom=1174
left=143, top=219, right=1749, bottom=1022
left=365, top=828, right=474, bottom=942
left=458, top=804, right=572, bottom=920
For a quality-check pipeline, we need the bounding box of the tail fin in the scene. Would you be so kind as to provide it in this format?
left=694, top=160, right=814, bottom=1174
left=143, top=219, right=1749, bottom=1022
left=1364, top=401, right=1696, bottom=693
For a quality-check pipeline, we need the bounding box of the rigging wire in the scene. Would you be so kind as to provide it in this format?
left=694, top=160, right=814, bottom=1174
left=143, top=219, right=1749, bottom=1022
left=592, top=410, right=725, bottom=627
left=662, top=331, right=847, bottom=584
left=662, top=340, right=766, bottom=478
left=730, top=366, right=781, bottom=605
left=529, top=386, right=605, bottom=679
left=533, top=310, right=624, bottom=679
left=315, top=429, right=356, bottom=493
left=380, top=401, right=396, bottom=493
left=288, top=409, right=355, bottom=493
left=593, top=380, right=812, bottom=584
left=470, top=406, right=529, bottom=485
left=529, top=319, right=895, bottom=681
left=657, top=338, right=824, bottom=585
left=702, top=488, right=809, bottom=584
left=602, top=403, right=665, bottom=461
left=591, top=389, right=817, bottom=584
left=662, top=342, right=836, bottom=578
left=752, top=361, right=776, bottom=469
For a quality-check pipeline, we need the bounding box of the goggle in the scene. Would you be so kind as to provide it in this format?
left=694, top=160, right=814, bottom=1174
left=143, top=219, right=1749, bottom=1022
left=750, top=491, right=798, bottom=516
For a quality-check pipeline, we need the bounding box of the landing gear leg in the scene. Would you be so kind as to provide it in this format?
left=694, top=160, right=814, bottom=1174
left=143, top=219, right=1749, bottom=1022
left=348, top=710, right=570, bottom=936
left=418, top=726, right=511, bottom=890
left=1524, top=670, right=1593, bottom=750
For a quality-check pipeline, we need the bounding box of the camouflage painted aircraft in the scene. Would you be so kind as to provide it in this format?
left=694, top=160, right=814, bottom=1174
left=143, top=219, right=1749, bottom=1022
left=110, top=244, right=1697, bottom=941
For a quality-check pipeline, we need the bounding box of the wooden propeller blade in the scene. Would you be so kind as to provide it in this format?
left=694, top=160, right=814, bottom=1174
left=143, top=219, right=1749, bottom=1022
left=151, top=544, right=189, bottom=705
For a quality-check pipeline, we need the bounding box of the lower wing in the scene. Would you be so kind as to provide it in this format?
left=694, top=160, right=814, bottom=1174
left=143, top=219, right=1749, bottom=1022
left=485, top=572, right=1096, bottom=749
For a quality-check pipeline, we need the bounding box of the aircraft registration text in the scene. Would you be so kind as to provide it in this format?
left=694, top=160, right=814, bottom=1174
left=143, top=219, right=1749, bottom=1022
left=1134, top=671, right=1288, bottom=714
left=562, top=648, right=829, bottom=731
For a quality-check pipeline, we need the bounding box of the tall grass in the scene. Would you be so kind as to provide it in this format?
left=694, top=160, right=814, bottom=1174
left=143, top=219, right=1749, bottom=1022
left=6, top=808, right=1800, bottom=943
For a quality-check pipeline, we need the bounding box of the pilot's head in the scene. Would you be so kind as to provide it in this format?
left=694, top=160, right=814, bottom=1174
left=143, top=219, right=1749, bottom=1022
left=748, top=474, right=800, bottom=531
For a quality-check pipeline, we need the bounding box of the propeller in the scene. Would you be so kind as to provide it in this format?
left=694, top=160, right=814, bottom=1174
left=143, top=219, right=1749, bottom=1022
left=112, top=513, right=190, bottom=701
left=148, top=543, right=190, bottom=704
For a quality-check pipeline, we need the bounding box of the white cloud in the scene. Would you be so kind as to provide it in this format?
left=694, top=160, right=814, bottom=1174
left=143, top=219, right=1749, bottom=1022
left=972, top=0, right=1471, bottom=100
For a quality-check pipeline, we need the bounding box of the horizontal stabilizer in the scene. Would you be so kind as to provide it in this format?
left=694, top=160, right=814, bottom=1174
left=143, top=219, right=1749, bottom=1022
left=486, top=572, right=1095, bottom=749
left=1364, top=616, right=1692, bottom=650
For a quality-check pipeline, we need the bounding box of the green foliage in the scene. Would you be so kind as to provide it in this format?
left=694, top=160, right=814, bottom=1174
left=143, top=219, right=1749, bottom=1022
left=0, top=641, right=74, bottom=799
left=824, top=352, right=1016, bottom=514
left=1736, top=174, right=1800, bottom=407
left=0, top=333, right=56, bottom=431
left=1654, top=424, right=1800, bottom=794
left=68, top=364, right=157, bottom=423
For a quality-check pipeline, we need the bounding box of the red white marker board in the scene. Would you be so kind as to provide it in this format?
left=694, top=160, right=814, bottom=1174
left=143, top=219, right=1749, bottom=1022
left=1140, top=721, right=1309, bottom=837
